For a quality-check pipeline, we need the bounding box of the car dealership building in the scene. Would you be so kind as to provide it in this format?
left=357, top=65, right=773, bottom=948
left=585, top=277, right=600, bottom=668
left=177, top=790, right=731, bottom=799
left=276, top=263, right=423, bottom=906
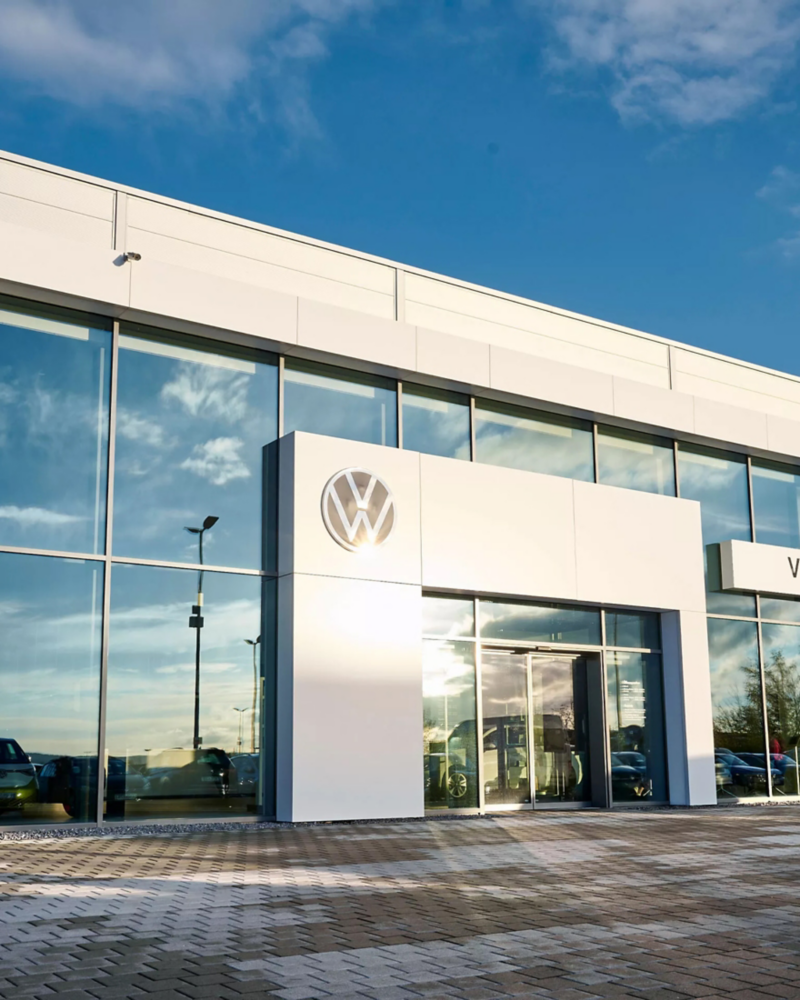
left=2, top=150, right=800, bottom=828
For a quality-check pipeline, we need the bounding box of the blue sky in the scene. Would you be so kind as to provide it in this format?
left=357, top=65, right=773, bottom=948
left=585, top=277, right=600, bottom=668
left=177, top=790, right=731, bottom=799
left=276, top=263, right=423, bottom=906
left=1, top=1, right=800, bottom=373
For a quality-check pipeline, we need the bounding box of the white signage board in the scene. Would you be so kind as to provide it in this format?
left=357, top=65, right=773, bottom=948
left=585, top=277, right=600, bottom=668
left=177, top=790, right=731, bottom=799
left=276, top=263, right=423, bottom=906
left=720, top=539, right=800, bottom=596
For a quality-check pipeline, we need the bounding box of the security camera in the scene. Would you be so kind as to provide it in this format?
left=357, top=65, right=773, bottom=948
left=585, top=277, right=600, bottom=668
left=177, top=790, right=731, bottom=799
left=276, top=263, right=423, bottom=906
left=124, top=251, right=142, bottom=262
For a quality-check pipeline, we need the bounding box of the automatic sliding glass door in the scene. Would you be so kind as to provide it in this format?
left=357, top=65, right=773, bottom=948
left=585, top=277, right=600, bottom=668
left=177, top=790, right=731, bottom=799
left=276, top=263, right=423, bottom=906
left=529, top=655, right=593, bottom=804
left=481, top=652, right=531, bottom=806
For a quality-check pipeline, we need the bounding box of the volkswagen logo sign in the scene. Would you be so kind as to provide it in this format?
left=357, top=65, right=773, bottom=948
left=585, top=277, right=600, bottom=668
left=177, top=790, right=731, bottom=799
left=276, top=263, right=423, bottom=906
left=321, top=468, right=396, bottom=552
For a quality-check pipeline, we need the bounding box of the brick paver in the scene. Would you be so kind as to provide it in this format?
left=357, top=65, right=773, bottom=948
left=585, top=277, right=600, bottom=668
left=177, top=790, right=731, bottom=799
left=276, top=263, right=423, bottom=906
left=2, top=810, right=800, bottom=999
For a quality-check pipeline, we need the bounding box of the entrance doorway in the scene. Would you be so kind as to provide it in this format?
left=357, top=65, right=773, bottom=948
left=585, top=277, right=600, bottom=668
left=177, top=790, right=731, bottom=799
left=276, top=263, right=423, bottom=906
left=481, top=651, right=607, bottom=809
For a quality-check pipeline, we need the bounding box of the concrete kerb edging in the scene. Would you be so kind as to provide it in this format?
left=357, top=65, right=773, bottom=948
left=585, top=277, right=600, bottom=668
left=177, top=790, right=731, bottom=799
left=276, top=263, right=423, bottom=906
left=2, top=800, right=798, bottom=841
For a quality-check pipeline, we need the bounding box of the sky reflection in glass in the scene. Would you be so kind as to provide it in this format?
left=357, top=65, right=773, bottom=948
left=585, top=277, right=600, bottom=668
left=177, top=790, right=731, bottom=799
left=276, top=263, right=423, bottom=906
left=113, top=331, right=277, bottom=569
left=402, top=385, right=470, bottom=460
left=752, top=461, right=800, bottom=549
left=479, top=600, right=601, bottom=645
left=474, top=402, right=594, bottom=481
left=597, top=426, right=675, bottom=495
left=284, top=361, right=397, bottom=447
left=678, top=445, right=755, bottom=617
left=0, top=301, right=110, bottom=554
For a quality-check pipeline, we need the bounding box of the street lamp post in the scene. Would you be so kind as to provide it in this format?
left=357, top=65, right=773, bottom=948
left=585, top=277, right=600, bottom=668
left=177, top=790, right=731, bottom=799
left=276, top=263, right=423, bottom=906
left=244, top=636, right=261, bottom=753
left=185, top=515, right=218, bottom=751
left=232, top=708, right=249, bottom=754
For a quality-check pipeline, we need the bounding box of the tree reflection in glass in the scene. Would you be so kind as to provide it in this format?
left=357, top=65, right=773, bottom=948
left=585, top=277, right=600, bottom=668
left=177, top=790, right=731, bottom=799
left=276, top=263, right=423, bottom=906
left=707, top=618, right=768, bottom=799
left=106, top=563, right=262, bottom=820
left=0, top=299, right=110, bottom=554
left=761, top=624, right=800, bottom=795
left=113, top=330, right=277, bottom=569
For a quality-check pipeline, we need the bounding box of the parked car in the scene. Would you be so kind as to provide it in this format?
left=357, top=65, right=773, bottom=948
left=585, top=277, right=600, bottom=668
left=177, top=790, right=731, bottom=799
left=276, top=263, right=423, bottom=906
left=613, top=751, right=648, bottom=777
left=0, top=738, right=38, bottom=812
left=142, top=748, right=234, bottom=799
left=610, top=753, right=649, bottom=799
left=715, top=750, right=777, bottom=792
left=230, top=753, right=259, bottom=795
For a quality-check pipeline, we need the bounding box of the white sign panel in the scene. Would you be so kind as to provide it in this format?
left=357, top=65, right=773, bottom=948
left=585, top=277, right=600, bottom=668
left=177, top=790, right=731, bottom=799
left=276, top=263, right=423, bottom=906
left=720, top=539, right=800, bottom=597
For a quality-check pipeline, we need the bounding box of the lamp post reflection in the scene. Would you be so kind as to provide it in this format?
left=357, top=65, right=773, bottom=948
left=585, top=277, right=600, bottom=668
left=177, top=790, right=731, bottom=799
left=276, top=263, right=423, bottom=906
left=185, top=515, right=218, bottom=751
left=244, top=635, right=261, bottom=753
left=232, top=707, right=249, bottom=753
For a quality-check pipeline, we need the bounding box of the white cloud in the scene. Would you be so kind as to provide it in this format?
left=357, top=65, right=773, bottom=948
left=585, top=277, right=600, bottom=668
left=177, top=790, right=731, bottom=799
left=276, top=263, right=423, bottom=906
left=0, top=505, right=85, bottom=527
left=161, top=364, right=250, bottom=423
left=0, top=0, right=380, bottom=128
left=179, top=437, right=251, bottom=486
left=536, top=0, right=800, bottom=125
left=756, top=165, right=800, bottom=257
left=116, top=409, right=166, bottom=447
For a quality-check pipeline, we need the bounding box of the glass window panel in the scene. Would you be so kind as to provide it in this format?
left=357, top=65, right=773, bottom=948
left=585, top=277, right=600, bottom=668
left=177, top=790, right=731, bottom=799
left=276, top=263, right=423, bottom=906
left=0, top=298, right=110, bottom=554
left=422, top=595, right=474, bottom=637
left=752, top=461, right=800, bottom=549
left=760, top=623, right=800, bottom=795
left=678, top=445, right=755, bottom=617
left=422, top=640, right=478, bottom=809
left=479, top=601, right=601, bottom=645
left=761, top=596, right=800, bottom=623
left=284, top=361, right=397, bottom=447
left=106, top=564, right=263, bottom=821
left=402, top=385, right=470, bottom=460
left=597, top=426, right=675, bottom=496
left=113, top=330, right=277, bottom=569
left=605, top=611, right=660, bottom=650
left=0, top=552, right=102, bottom=825
left=707, top=617, right=767, bottom=799
left=606, top=652, right=668, bottom=803
left=474, top=402, right=594, bottom=481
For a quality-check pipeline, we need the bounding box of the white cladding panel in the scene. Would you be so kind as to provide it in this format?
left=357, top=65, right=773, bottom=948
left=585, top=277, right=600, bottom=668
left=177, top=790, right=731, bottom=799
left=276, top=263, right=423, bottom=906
left=279, top=434, right=422, bottom=586
left=277, top=573, right=423, bottom=823
left=720, top=539, right=800, bottom=597
left=419, top=453, right=705, bottom=612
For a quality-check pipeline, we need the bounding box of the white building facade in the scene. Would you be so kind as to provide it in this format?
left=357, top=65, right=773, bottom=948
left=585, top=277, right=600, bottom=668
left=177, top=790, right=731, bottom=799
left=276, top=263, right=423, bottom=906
left=1, top=150, right=799, bottom=827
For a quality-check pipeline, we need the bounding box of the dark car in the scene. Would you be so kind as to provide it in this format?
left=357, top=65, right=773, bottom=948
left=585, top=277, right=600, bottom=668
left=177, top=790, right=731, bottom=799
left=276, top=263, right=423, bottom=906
left=715, top=750, right=776, bottom=792
left=610, top=753, right=649, bottom=800
left=142, top=748, right=234, bottom=799
left=37, top=755, right=132, bottom=818
left=0, top=738, right=38, bottom=811
left=613, top=751, right=648, bottom=777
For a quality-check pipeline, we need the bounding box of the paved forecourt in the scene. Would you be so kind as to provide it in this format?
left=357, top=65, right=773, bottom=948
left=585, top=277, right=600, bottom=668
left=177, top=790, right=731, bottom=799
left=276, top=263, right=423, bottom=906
left=2, top=809, right=800, bottom=1000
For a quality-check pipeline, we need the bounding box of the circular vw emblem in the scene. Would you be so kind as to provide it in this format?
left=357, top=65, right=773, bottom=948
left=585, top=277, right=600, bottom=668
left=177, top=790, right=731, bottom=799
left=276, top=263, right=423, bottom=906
left=321, top=468, right=396, bottom=552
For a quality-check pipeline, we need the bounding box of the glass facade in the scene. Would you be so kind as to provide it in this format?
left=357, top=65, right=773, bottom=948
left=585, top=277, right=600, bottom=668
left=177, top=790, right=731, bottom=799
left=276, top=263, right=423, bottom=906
left=606, top=652, right=668, bottom=802
left=479, top=600, right=601, bottom=646
left=0, top=299, right=111, bottom=554
left=6, top=289, right=800, bottom=822
left=597, top=426, right=675, bottom=496
left=677, top=445, right=756, bottom=617
left=422, top=640, right=479, bottom=810
left=421, top=595, right=666, bottom=811
left=114, top=331, right=278, bottom=569
left=402, top=385, right=470, bottom=460
left=752, top=461, right=800, bottom=548
left=474, top=401, right=594, bottom=481
left=0, top=553, right=102, bottom=823
left=708, top=618, right=767, bottom=799
left=106, top=565, right=262, bottom=820
left=284, top=361, right=397, bottom=447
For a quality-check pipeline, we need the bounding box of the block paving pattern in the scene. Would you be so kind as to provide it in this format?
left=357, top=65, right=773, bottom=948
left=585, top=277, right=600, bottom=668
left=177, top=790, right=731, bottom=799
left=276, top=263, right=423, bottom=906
left=2, top=809, right=800, bottom=999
